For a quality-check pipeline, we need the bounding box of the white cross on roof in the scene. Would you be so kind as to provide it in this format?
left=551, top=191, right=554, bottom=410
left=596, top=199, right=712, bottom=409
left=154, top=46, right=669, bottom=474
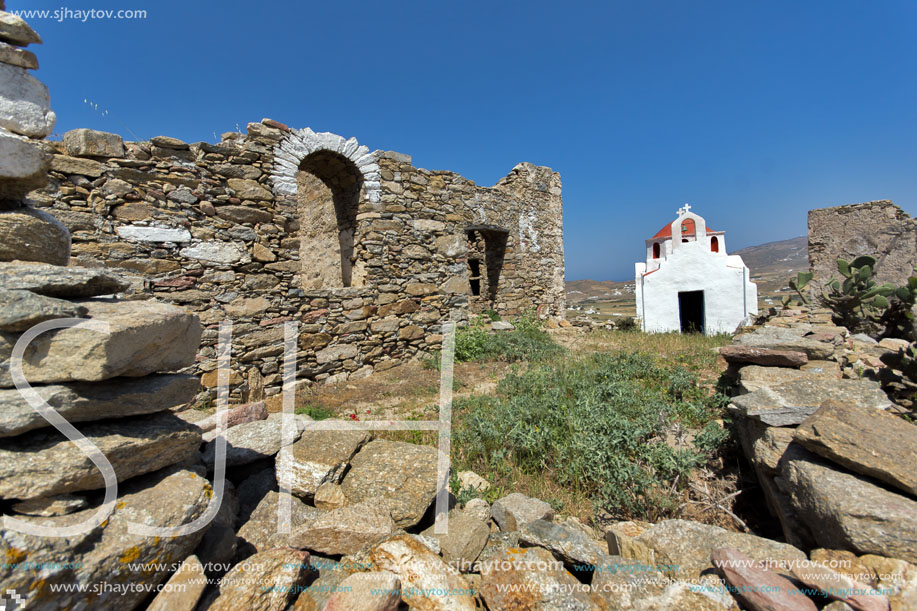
left=677, top=203, right=692, bottom=216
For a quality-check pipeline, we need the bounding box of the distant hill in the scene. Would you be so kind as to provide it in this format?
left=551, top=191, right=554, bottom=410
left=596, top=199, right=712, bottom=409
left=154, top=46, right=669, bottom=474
left=565, top=236, right=808, bottom=309
left=733, top=236, right=808, bottom=293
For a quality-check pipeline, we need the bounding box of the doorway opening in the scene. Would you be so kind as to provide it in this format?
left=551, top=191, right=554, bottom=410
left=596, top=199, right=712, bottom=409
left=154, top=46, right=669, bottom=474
left=678, top=290, right=705, bottom=334
left=296, top=150, right=363, bottom=289
left=465, top=227, right=508, bottom=308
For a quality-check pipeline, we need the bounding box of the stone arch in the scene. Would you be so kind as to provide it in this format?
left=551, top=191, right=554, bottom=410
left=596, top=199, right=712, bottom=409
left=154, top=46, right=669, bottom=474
left=271, top=128, right=381, bottom=203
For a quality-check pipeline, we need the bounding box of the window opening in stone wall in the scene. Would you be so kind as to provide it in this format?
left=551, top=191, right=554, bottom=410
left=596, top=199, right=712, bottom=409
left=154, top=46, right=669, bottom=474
left=468, top=258, right=481, bottom=296
left=296, top=150, right=363, bottom=289
left=465, top=226, right=508, bottom=307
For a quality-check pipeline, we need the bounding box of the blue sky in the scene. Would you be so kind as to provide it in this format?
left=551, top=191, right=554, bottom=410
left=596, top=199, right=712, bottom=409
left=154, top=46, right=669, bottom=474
left=15, top=0, right=917, bottom=280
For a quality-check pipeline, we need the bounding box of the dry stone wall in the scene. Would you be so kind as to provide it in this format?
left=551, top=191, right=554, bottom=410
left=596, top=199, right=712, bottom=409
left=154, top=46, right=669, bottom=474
left=27, top=120, right=565, bottom=398
left=808, top=200, right=917, bottom=285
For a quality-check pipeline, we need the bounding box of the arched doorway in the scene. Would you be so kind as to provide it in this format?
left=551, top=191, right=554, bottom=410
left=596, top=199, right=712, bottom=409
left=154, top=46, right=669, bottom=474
left=652, top=242, right=661, bottom=259
left=711, top=236, right=719, bottom=253
left=296, top=151, right=363, bottom=289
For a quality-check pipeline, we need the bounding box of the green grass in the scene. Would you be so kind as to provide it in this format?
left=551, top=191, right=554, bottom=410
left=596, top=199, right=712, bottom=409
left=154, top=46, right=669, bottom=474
left=453, top=350, right=731, bottom=521
left=294, top=404, right=333, bottom=420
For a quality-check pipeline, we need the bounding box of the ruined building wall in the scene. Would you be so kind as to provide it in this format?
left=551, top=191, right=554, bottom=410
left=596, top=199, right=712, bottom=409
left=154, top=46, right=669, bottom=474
left=808, top=200, right=917, bottom=285
left=29, top=120, right=565, bottom=398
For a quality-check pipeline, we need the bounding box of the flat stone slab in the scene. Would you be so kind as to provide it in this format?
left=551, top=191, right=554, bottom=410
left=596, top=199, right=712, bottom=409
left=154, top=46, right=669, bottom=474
left=737, top=364, right=836, bottom=394
left=201, top=412, right=297, bottom=468
left=0, top=298, right=201, bottom=387
left=613, top=518, right=806, bottom=580
left=0, top=467, right=211, bottom=611
left=720, top=345, right=808, bottom=368
left=0, top=207, right=70, bottom=266
left=734, top=327, right=836, bottom=359
left=0, top=412, right=202, bottom=500
left=0, top=262, right=130, bottom=297
left=794, top=401, right=917, bottom=496
left=290, top=500, right=397, bottom=556
left=340, top=439, right=440, bottom=528
left=276, top=425, right=372, bottom=499
left=781, top=444, right=917, bottom=563
left=518, top=519, right=606, bottom=567
left=0, top=373, right=198, bottom=437
left=0, top=288, right=86, bottom=332
left=729, top=378, right=891, bottom=426
left=236, top=490, right=324, bottom=554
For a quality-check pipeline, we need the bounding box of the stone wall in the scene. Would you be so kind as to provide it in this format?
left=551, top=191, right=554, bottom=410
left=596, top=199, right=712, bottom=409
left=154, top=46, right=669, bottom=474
left=27, top=120, right=565, bottom=398
left=808, top=200, right=917, bottom=285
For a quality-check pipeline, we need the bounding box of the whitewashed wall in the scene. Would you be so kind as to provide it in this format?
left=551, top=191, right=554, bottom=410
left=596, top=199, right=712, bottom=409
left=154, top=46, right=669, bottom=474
left=635, top=241, right=756, bottom=335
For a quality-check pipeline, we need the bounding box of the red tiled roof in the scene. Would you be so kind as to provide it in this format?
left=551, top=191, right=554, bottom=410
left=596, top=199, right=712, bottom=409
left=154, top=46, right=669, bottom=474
left=652, top=220, right=717, bottom=239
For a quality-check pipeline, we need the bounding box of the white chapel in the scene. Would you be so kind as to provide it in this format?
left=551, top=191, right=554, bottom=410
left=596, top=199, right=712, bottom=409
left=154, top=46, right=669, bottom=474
left=635, top=205, right=757, bottom=335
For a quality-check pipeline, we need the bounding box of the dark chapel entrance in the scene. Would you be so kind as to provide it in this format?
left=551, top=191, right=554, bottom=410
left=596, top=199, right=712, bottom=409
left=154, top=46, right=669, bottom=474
left=678, top=290, right=705, bottom=334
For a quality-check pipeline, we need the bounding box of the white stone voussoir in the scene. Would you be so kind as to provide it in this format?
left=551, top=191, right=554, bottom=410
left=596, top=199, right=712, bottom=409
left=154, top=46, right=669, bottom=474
left=271, top=128, right=381, bottom=203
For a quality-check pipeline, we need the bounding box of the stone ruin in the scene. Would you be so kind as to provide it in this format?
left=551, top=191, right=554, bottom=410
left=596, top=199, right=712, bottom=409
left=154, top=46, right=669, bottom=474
left=808, top=199, right=917, bottom=286
left=13, top=121, right=566, bottom=402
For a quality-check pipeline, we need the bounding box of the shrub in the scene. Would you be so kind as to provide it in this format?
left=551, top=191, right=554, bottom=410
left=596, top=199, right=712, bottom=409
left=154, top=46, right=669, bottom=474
left=616, top=316, right=638, bottom=331
left=453, top=351, right=727, bottom=520
left=784, top=258, right=916, bottom=341
left=295, top=404, right=332, bottom=420
left=452, top=312, right=563, bottom=363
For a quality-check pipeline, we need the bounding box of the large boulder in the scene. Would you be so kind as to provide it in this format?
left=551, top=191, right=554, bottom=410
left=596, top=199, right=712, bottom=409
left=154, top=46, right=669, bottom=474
left=0, top=373, right=198, bottom=437
left=208, top=547, right=312, bottom=611
left=0, top=466, right=212, bottom=610
left=0, top=62, right=55, bottom=138
left=794, top=401, right=917, bottom=496
left=712, top=547, right=817, bottom=611
left=0, top=128, right=51, bottom=198
left=0, top=206, right=70, bottom=265
left=0, top=262, right=130, bottom=297
left=62, top=128, right=124, bottom=158
left=518, top=518, right=607, bottom=567
left=478, top=546, right=606, bottom=610
left=0, top=412, right=202, bottom=500
left=236, top=490, right=323, bottom=554
left=276, top=425, right=371, bottom=499
left=421, top=508, right=490, bottom=568
left=340, top=440, right=440, bottom=528
left=369, top=534, right=477, bottom=611
left=729, top=378, right=891, bottom=426
left=491, top=492, right=555, bottom=531
left=780, top=444, right=917, bottom=563
left=0, top=299, right=201, bottom=387
left=606, top=519, right=806, bottom=580
left=323, top=571, right=401, bottom=611
left=290, top=500, right=397, bottom=556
